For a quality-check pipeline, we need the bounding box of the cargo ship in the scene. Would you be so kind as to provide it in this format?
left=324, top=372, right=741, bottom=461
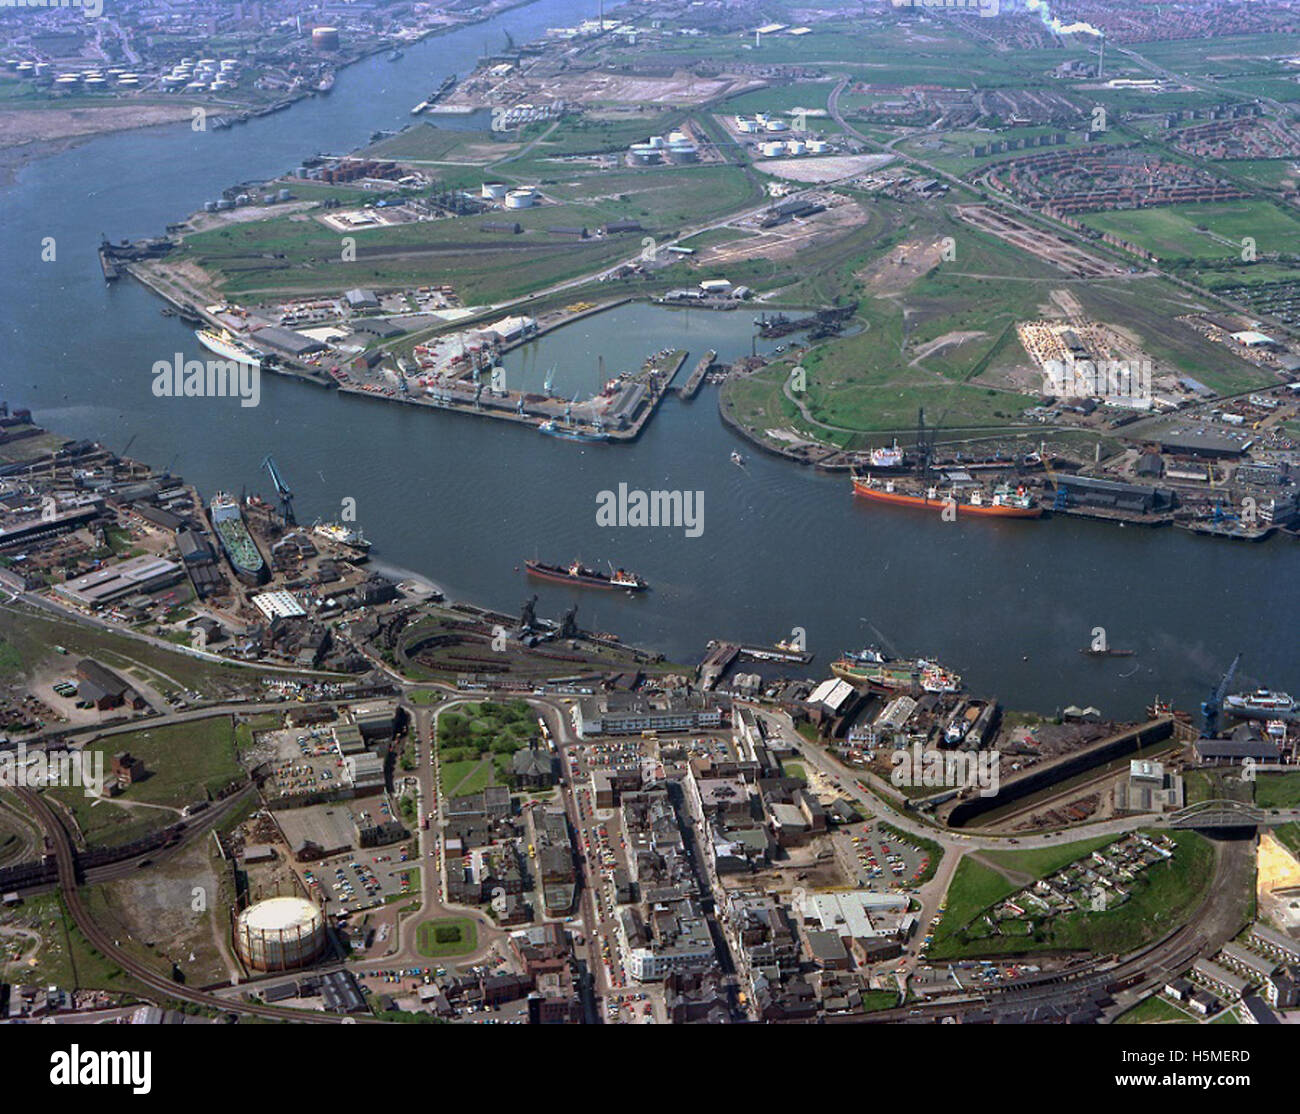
left=1225, top=689, right=1294, bottom=714
left=526, top=559, right=647, bottom=591
left=538, top=420, right=609, bottom=443
left=312, top=520, right=372, bottom=554
left=195, top=328, right=264, bottom=367
left=852, top=474, right=1041, bottom=518
left=831, top=646, right=961, bottom=693
left=209, top=492, right=268, bottom=585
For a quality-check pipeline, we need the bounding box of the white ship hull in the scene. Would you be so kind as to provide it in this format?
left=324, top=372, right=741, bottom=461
left=195, top=329, right=263, bottom=366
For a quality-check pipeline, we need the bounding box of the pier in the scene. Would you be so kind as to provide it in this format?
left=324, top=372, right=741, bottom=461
left=676, top=349, right=716, bottom=400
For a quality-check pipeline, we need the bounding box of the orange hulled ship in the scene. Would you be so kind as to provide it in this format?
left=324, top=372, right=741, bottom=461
left=851, top=474, right=1042, bottom=518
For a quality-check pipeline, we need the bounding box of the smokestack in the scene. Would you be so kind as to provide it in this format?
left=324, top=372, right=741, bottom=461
left=1098, top=33, right=1105, bottom=81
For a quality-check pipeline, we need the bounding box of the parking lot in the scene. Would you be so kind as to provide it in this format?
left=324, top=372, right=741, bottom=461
left=842, top=822, right=929, bottom=889
left=299, top=846, right=417, bottom=914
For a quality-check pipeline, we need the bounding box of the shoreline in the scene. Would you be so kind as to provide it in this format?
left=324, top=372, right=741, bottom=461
left=0, top=0, right=547, bottom=185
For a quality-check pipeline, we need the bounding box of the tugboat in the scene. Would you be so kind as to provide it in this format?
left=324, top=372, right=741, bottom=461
left=525, top=559, right=648, bottom=591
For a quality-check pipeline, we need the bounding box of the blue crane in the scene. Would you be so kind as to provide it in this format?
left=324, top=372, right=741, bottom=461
left=1201, top=653, right=1241, bottom=738
left=261, top=455, right=296, bottom=525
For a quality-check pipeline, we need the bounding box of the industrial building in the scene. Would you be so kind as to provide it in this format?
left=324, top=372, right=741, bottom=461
left=54, top=555, right=184, bottom=608
left=572, top=691, right=724, bottom=738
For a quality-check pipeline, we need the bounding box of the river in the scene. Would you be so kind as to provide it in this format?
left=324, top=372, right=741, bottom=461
left=2, top=0, right=1297, bottom=716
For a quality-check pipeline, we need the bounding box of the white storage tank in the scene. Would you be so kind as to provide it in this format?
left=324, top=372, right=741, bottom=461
left=504, top=189, right=535, bottom=209
left=235, top=897, right=326, bottom=972
left=481, top=182, right=507, bottom=200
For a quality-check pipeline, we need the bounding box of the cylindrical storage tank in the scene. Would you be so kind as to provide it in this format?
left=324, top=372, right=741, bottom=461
left=786, top=140, right=805, bottom=156
left=215, top=198, right=234, bottom=210
left=481, top=182, right=507, bottom=200
left=808, top=140, right=830, bottom=154
left=204, top=200, right=218, bottom=212
left=235, top=193, right=251, bottom=206
left=311, top=26, right=340, bottom=51
left=504, top=189, right=534, bottom=209
left=235, top=897, right=326, bottom=972
left=277, top=188, right=291, bottom=202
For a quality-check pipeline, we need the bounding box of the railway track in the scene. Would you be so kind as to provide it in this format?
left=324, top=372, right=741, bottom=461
left=13, top=786, right=363, bottom=1024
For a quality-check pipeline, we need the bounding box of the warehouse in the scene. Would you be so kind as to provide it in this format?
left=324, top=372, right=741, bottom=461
left=252, top=326, right=327, bottom=358
left=55, top=555, right=184, bottom=607
left=1053, top=475, right=1176, bottom=514
left=1156, top=428, right=1251, bottom=459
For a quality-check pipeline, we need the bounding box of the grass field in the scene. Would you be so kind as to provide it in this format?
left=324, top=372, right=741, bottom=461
left=931, top=832, right=1214, bottom=960
left=55, top=716, right=243, bottom=817
left=177, top=161, right=763, bottom=305
left=1255, top=772, right=1300, bottom=811
left=415, top=917, right=478, bottom=958
left=1079, top=201, right=1300, bottom=265
left=1114, top=994, right=1196, bottom=1025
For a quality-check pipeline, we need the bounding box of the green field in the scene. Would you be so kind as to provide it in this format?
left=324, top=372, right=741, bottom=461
left=1114, top=994, right=1196, bottom=1025
left=176, top=161, right=764, bottom=304
left=931, top=832, right=1214, bottom=960
left=48, top=716, right=243, bottom=848
left=415, top=917, right=478, bottom=958
left=1255, top=772, right=1300, bottom=811
left=1079, top=201, right=1300, bottom=265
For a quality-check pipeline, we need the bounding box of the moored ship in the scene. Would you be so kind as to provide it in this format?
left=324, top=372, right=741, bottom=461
left=312, top=520, right=372, bottom=554
left=526, top=559, right=647, bottom=591
left=195, top=328, right=264, bottom=366
left=852, top=474, right=1041, bottom=518
left=1225, top=689, right=1294, bottom=714
left=209, top=492, right=268, bottom=585
left=538, top=420, right=609, bottom=443
left=831, top=646, right=961, bottom=693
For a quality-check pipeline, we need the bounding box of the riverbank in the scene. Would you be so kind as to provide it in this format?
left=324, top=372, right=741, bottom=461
left=0, top=0, right=546, bottom=184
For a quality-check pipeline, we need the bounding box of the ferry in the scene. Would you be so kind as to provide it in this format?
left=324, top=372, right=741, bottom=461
left=852, top=474, right=1042, bottom=518
left=1225, top=689, right=1294, bottom=714
left=526, top=559, right=648, bottom=592
left=831, top=646, right=962, bottom=693
left=195, top=328, right=263, bottom=366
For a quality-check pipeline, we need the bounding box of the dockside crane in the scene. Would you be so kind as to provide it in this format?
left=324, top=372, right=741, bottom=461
left=261, top=455, right=296, bottom=525
left=1201, top=653, right=1241, bottom=738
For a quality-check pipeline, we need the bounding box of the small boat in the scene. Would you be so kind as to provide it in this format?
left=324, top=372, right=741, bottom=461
left=388, top=49, right=404, bottom=61
left=731, top=450, right=744, bottom=466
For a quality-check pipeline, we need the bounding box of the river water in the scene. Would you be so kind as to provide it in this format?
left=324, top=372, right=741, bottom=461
left=2, top=0, right=1297, bottom=715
